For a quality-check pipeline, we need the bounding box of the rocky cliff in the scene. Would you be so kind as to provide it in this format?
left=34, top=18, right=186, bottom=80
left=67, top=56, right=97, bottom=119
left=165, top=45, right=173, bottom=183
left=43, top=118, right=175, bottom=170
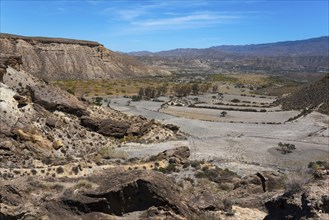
left=0, top=33, right=169, bottom=80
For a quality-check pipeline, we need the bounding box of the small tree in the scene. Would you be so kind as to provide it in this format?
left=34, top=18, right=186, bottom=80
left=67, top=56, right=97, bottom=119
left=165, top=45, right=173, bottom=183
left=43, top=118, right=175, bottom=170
left=138, top=88, right=144, bottom=97
left=277, top=142, right=296, bottom=154
left=173, top=84, right=191, bottom=97
left=220, top=111, right=227, bottom=117
left=191, top=83, right=200, bottom=95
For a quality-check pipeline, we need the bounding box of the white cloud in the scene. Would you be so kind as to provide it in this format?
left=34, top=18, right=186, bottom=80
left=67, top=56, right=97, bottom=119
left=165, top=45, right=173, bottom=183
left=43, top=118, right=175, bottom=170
left=86, top=0, right=104, bottom=5
left=103, top=1, right=168, bottom=21
left=132, top=13, right=240, bottom=27
left=57, top=7, right=65, bottom=13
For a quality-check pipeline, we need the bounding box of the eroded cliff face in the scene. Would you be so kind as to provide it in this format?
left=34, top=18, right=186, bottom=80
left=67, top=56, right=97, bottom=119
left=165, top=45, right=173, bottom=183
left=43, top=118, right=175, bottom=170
left=0, top=33, right=169, bottom=80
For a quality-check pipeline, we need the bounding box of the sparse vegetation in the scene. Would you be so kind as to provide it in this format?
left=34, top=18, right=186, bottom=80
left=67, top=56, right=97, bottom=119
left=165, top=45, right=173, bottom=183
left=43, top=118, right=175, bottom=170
left=308, top=160, right=329, bottom=170
left=277, top=142, right=296, bottom=154
left=220, top=111, right=227, bottom=117
left=283, top=168, right=312, bottom=193
left=156, top=163, right=178, bottom=173
left=99, top=146, right=127, bottom=159
left=56, top=166, right=64, bottom=174
left=75, top=180, right=93, bottom=189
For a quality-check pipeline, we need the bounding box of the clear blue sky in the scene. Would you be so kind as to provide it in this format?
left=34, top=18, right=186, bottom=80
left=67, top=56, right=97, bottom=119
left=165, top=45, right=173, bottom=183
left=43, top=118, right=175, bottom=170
left=1, top=0, right=328, bottom=52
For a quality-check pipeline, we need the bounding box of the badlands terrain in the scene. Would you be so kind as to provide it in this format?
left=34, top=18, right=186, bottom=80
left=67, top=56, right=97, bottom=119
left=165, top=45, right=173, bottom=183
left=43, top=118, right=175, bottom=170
left=0, top=34, right=329, bottom=220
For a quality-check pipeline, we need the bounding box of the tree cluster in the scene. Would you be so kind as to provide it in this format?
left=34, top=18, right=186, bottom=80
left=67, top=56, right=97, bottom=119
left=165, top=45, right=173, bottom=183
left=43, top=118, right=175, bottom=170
left=138, top=86, right=168, bottom=99
left=173, top=83, right=212, bottom=97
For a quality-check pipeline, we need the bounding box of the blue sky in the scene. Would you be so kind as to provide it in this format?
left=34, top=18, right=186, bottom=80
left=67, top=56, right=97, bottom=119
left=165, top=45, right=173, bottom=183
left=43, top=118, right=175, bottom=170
left=1, top=0, right=328, bottom=52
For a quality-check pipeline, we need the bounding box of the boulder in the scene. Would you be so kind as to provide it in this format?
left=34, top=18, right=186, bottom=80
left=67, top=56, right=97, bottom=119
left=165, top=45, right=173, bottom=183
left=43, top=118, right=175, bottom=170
left=29, top=83, right=88, bottom=117
left=13, top=94, right=29, bottom=107
left=80, top=116, right=101, bottom=131
left=52, top=140, right=63, bottom=150
left=97, top=119, right=129, bottom=138
left=165, top=124, right=180, bottom=133
left=160, top=146, right=190, bottom=161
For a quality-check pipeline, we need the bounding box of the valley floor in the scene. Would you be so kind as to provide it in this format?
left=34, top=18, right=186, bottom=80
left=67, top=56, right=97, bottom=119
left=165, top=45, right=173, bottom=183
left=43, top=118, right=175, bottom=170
left=109, top=96, right=329, bottom=176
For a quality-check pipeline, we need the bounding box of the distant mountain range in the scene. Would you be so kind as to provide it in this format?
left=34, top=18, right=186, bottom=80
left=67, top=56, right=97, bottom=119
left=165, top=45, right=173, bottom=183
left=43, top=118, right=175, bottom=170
left=130, top=37, right=329, bottom=75
left=130, top=36, right=329, bottom=57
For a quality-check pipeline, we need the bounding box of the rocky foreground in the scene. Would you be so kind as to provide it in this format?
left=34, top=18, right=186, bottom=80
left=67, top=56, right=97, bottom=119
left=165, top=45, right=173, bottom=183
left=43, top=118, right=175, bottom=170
left=1, top=55, right=329, bottom=219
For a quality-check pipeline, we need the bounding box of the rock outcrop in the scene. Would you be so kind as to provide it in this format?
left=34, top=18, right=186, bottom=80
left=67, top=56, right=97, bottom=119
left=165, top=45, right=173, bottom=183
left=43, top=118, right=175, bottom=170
left=0, top=54, right=22, bottom=82
left=29, top=83, right=88, bottom=117
left=264, top=168, right=329, bottom=220
left=0, top=33, right=170, bottom=80
left=0, top=56, right=181, bottom=169
left=58, top=169, right=199, bottom=218
left=0, top=169, right=200, bottom=219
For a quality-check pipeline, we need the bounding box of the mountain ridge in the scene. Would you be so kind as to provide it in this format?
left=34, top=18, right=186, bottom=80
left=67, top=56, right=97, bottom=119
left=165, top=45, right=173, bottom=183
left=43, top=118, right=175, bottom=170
left=129, top=36, right=329, bottom=57
left=0, top=33, right=170, bottom=81
left=129, top=36, right=329, bottom=75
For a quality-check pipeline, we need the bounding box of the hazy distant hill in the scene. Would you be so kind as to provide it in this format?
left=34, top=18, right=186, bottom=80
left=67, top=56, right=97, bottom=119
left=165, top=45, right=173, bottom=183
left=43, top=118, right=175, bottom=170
left=211, top=36, right=329, bottom=56
left=0, top=33, right=169, bottom=81
left=130, top=37, right=329, bottom=75
left=131, top=36, right=328, bottom=57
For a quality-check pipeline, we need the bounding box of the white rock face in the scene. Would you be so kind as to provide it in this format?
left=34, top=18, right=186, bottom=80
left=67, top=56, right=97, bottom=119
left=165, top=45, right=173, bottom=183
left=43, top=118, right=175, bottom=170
left=0, top=84, right=21, bottom=126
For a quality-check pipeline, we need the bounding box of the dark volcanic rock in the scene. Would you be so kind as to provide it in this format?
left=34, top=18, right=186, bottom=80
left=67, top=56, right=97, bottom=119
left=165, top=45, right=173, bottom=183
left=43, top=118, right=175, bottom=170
left=264, top=178, right=329, bottom=220
left=60, top=169, right=199, bottom=218
left=165, top=124, right=180, bottom=133
left=264, top=192, right=313, bottom=219
left=97, top=119, right=129, bottom=138
left=80, top=116, right=101, bottom=131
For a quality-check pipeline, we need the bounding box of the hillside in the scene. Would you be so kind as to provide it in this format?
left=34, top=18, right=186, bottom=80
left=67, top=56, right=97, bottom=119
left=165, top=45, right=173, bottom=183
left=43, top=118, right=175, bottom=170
left=281, top=74, right=329, bottom=114
left=211, top=36, right=329, bottom=56
left=130, top=37, right=329, bottom=75
left=0, top=33, right=169, bottom=81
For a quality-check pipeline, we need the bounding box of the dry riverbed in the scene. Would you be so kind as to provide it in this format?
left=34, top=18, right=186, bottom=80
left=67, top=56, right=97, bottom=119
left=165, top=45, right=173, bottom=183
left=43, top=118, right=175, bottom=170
left=109, top=95, right=329, bottom=176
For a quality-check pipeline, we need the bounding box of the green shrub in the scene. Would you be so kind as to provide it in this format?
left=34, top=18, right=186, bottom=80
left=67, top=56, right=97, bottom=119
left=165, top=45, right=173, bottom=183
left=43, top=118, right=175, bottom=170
left=131, top=95, right=142, bottom=101
left=308, top=161, right=329, bottom=170
left=277, top=142, right=296, bottom=154
left=158, top=164, right=178, bottom=173
left=56, top=166, right=64, bottom=174
left=231, top=99, right=240, bottom=103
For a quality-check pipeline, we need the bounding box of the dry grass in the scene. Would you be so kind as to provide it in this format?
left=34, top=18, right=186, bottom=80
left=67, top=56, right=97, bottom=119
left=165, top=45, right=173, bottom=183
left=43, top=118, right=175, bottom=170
left=283, top=168, right=312, bottom=193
